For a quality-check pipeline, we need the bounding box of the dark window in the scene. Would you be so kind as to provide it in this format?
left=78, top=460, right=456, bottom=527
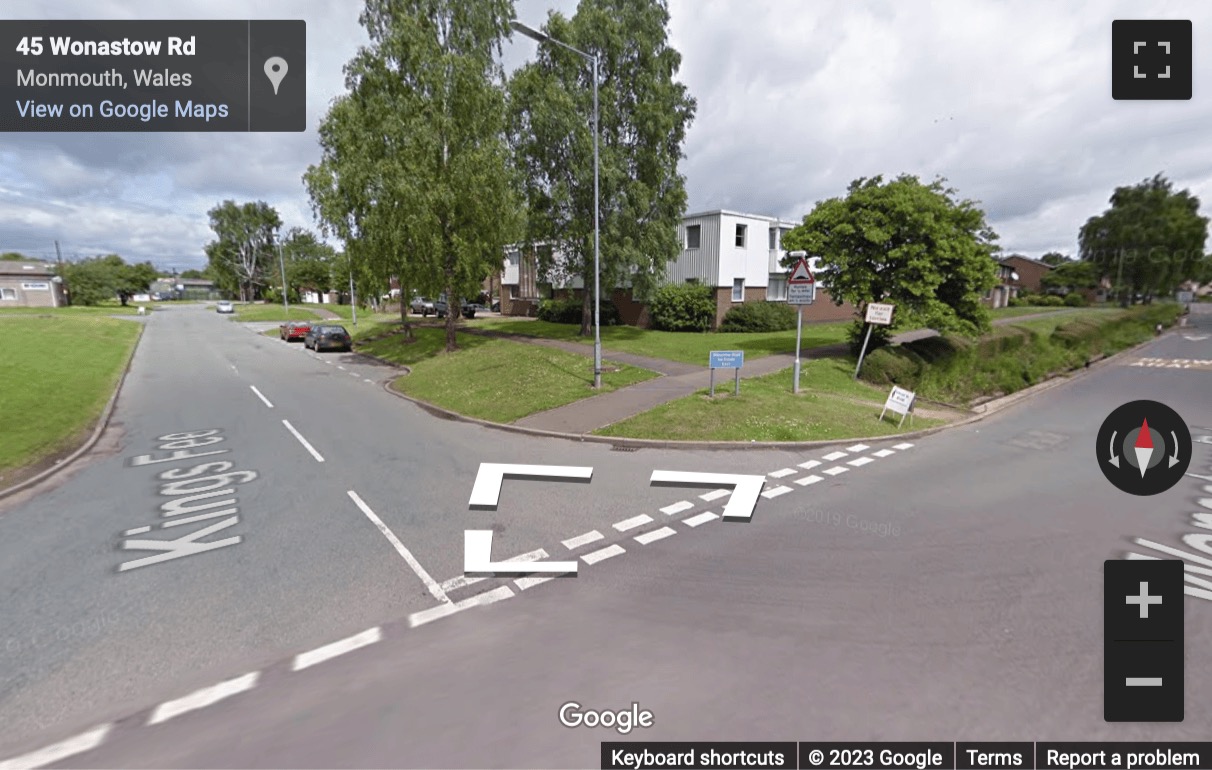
left=685, top=225, right=701, bottom=249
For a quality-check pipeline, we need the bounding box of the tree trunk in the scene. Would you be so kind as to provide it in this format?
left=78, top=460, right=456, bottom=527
left=399, top=283, right=414, bottom=341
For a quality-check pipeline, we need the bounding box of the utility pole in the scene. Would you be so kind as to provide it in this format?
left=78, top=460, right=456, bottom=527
left=54, top=239, right=62, bottom=264
left=278, top=243, right=289, bottom=314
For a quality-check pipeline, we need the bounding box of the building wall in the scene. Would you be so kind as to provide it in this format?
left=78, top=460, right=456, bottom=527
left=0, top=275, right=60, bottom=307
left=711, top=286, right=856, bottom=329
left=670, top=214, right=722, bottom=286
left=1002, top=256, right=1052, bottom=293
left=715, top=213, right=775, bottom=292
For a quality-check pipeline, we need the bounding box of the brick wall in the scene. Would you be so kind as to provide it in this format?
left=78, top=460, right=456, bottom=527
left=712, top=286, right=856, bottom=328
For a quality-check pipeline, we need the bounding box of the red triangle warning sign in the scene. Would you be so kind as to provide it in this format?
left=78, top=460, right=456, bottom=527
left=788, top=258, right=814, bottom=284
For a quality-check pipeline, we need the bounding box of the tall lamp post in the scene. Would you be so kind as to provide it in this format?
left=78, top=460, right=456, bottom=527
left=511, top=19, right=602, bottom=388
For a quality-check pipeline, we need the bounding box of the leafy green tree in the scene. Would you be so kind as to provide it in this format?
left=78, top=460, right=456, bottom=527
left=783, top=174, right=1000, bottom=349
left=1079, top=174, right=1208, bottom=305
left=204, top=200, right=283, bottom=302
left=59, top=254, right=157, bottom=305
left=508, top=0, right=696, bottom=336
left=179, top=269, right=206, bottom=279
left=1041, top=260, right=1099, bottom=294
left=1, top=252, right=36, bottom=261
left=1040, top=252, right=1070, bottom=266
left=307, top=0, right=520, bottom=351
left=279, top=227, right=337, bottom=298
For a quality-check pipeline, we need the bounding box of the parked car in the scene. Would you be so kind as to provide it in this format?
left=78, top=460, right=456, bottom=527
left=279, top=320, right=312, bottom=341
left=216, top=301, right=234, bottom=313
left=305, top=324, right=352, bottom=352
left=410, top=296, right=435, bottom=316
left=434, top=296, right=476, bottom=319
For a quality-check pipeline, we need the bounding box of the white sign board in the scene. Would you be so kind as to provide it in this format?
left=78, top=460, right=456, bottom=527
left=865, top=303, right=895, bottom=325
left=879, top=385, right=916, bottom=427
left=1177, top=291, right=1194, bottom=304
left=788, top=283, right=816, bottom=305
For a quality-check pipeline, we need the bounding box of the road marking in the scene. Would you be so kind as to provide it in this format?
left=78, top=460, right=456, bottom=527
left=0, top=724, right=113, bottom=770
left=893, top=442, right=915, bottom=450
left=848, top=457, right=874, bottom=467
left=148, top=672, right=259, bottom=725
left=409, top=602, right=462, bottom=628
left=635, top=526, right=676, bottom=544
left=846, top=444, right=870, bottom=452
left=583, top=544, right=625, bottom=564
left=282, top=420, right=324, bottom=462
left=761, top=485, right=792, bottom=498
left=822, top=451, right=848, bottom=461
left=347, top=491, right=448, bottom=604
left=660, top=500, right=694, bottom=515
left=123, top=526, right=151, bottom=536
left=349, top=372, right=359, bottom=378
left=768, top=468, right=796, bottom=478
left=795, top=474, right=824, bottom=486
left=872, top=449, right=895, bottom=458
left=614, top=514, right=653, bottom=532
left=700, top=488, right=730, bottom=501
left=515, top=575, right=556, bottom=590
left=823, top=466, right=849, bottom=476
left=440, top=549, right=546, bottom=591
left=797, top=460, right=822, bottom=470
left=462, top=585, right=514, bottom=607
left=292, top=627, right=381, bottom=672
left=250, top=385, right=273, bottom=408
left=562, top=530, right=604, bottom=549
left=338, top=365, right=346, bottom=370
left=683, top=511, right=719, bottom=527
left=364, top=379, right=373, bottom=383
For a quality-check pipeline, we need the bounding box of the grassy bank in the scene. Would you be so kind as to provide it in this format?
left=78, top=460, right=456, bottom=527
left=232, top=304, right=324, bottom=322
left=860, top=303, right=1183, bottom=404
left=0, top=316, right=141, bottom=478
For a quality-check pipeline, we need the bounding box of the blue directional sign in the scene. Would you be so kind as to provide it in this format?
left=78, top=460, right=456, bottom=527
left=709, top=350, right=744, bottom=369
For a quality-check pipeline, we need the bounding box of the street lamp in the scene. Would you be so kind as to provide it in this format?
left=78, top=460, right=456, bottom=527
left=511, top=19, right=602, bottom=389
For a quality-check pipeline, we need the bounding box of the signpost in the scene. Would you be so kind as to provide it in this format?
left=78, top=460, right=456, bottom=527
left=879, top=385, right=916, bottom=427
left=709, top=350, right=743, bottom=397
left=853, top=302, right=895, bottom=379
left=786, top=252, right=816, bottom=393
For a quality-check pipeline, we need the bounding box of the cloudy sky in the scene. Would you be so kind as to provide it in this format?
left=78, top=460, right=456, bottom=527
left=3, top=0, right=1210, bottom=271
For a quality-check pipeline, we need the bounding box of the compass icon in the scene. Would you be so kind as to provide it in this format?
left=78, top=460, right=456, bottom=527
left=1097, top=400, right=1192, bottom=495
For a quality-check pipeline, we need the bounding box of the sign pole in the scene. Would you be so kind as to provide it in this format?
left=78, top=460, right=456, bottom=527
left=854, top=322, right=874, bottom=379
left=710, top=366, right=715, bottom=398
left=734, top=366, right=740, bottom=396
left=793, top=306, right=803, bottom=394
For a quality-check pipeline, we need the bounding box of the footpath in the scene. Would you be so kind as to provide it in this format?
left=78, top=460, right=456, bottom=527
left=461, top=308, right=1083, bottom=434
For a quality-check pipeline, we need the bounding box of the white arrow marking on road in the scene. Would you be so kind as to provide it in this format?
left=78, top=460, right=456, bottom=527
left=650, top=470, right=766, bottom=521
left=1109, top=430, right=1120, bottom=468
left=468, top=463, right=593, bottom=508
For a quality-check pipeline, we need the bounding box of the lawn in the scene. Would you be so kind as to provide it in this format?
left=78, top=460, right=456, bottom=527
left=358, top=327, right=659, bottom=423
left=1005, top=307, right=1126, bottom=335
left=467, top=316, right=852, bottom=365
left=594, top=357, right=954, bottom=441
left=990, top=305, right=1074, bottom=318
left=0, top=316, right=141, bottom=477
left=232, top=303, right=324, bottom=322
left=0, top=301, right=148, bottom=316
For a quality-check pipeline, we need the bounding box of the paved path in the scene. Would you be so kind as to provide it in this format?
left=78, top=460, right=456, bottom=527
left=472, top=308, right=1089, bottom=434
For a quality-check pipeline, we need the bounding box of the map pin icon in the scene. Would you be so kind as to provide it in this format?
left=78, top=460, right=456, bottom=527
left=264, top=57, right=288, bottom=95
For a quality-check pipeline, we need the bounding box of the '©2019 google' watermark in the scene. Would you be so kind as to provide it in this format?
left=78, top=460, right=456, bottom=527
left=3, top=610, right=122, bottom=657
left=804, top=509, right=901, bottom=537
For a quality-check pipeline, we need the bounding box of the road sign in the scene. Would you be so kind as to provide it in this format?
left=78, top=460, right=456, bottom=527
left=788, top=283, right=816, bottom=305
left=865, top=303, right=895, bottom=325
left=879, top=385, right=916, bottom=427
left=709, top=350, right=743, bottom=369
left=788, top=258, right=814, bottom=284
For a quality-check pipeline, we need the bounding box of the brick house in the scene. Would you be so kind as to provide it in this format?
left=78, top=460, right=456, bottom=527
left=0, top=261, right=66, bottom=307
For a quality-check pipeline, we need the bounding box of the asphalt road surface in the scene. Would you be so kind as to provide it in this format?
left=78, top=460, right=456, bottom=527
left=2, top=303, right=1211, bottom=768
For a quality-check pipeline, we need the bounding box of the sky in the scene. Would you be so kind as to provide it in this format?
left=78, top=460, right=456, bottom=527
left=2, top=0, right=1211, bottom=271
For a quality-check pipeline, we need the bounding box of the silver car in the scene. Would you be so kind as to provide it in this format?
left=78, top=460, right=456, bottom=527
left=410, top=296, right=435, bottom=316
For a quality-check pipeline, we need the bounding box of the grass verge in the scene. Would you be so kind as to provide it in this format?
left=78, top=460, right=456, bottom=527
left=0, top=301, right=148, bottom=316
left=594, top=357, right=954, bottom=441
left=360, top=327, right=659, bottom=423
left=0, top=316, right=141, bottom=480
left=232, top=304, right=323, bottom=322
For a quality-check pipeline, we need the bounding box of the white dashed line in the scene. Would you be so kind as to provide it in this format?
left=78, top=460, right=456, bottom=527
left=515, top=575, right=558, bottom=590
left=822, top=451, right=848, bottom=461
left=562, top=530, right=605, bottom=550
left=349, top=372, right=359, bottom=378
left=768, top=468, right=796, bottom=478
left=250, top=385, right=274, bottom=408
left=464, top=586, right=514, bottom=607
left=123, top=526, right=151, bottom=536
left=440, top=549, right=547, bottom=591
left=347, top=491, right=448, bottom=604
left=338, top=365, right=346, bottom=370
left=613, top=514, right=653, bottom=532
left=148, top=672, right=259, bottom=725
left=848, top=457, right=874, bottom=467
left=700, top=489, right=730, bottom=501
left=660, top=500, right=694, bottom=515
left=795, top=474, right=824, bottom=486
left=846, top=444, right=870, bottom=452
left=823, top=466, right=849, bottom=476
left=635, top=526, right=676, bottom=544
left=797, top=460, right=822, bottom=470
left=364, top=379, right=374, bottom=384
left=282, top=420, right=325, bottom=462
left=408, top=602, right=462, bottom=628
left=893, top=442, right=915, bottom=450
left=0, top=724, right=113, bottom=770
left=761, top=485, right=792, bottom=498
left=292, top=627, right=381, bottom=672
left=872, top=449, right=896, bottom=458
left=582, top=544, right=625, bottom=564
left=682, top=511, right=719, bottom=527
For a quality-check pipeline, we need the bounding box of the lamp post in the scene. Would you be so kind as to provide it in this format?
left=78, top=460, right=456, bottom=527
left=511, top=19, right=602, bottom=389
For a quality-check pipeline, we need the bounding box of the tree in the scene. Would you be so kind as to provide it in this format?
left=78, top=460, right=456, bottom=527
left=1, top=252, right=36, bottom=261
left=782, top=174, right=1000, bottom=349
left=279, top=227, right=337, bottom=299
left=59, top=253, right=156, bottom=305
left=307, top=0, right=521, bottom=352
left=1040, top=251, right=1070, bottom=266
left=179, top=269, right=206, bottom=279
left=508, top=0, right=696, bottom=337
left=1041, top=260, right=1098, bottom=294
left=204, top=200, right=282, bottom=302
left=1079, top=174, right=1208, bottom=305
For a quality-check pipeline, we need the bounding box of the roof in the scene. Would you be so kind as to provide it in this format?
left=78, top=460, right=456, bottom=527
left=0, top=261, right=55, bottom=276
left=178, top=278, right=215, bottom=285
left=683, top=209, right=799, bottom=227
left=1000, top=253, right=1054, bottom=268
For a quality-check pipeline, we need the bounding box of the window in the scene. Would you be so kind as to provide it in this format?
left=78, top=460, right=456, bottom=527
left=768, top=276, right=788, bottom=301
left=0, top=288, right=15, bottom=300
left=732, top=278, right=745, bottom=302
left=685, top=225, right=701, bottom=249
left=509, top=285, right=517, bottom=299
left=768, top=228, right=777, bottom=250
left=735, top=224, right=747, bottom=248
left=685, top=277, right=699, bottom=284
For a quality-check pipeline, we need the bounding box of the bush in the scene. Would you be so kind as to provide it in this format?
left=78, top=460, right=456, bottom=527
left=1007, top=297, right=1025, bottom=307
left=536, top=297, right=620, bottom=325
left=649, top=283, right=715, bottom=332
left=719, top=301, right=798, bottom=332
left=1063, top=292, right=1088, bottom=307
left=1032, top=294, right=1065, bottom=307
left=860, top=347, right=923, bottom=387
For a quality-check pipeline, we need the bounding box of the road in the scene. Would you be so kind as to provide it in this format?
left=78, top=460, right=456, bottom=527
left=2, top=304, right=1211, bottom=768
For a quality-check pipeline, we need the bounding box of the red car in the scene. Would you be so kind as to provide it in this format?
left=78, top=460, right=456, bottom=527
left=279, top=320, right=312, bottom=341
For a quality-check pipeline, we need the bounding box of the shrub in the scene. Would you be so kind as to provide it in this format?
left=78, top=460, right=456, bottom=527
left=649, top=283, right=715, bottom=332
left=860, top=347, right=922, bottom=387
left=1007, top=297, right=1025, bottom=307
left=1032, top=294, right=1065, bottom=307
left=719, top=301, right=798, bottom=332
left=537, top=297, right=620, bottom=325
left=1063, top=292, right=1088, bottom=307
